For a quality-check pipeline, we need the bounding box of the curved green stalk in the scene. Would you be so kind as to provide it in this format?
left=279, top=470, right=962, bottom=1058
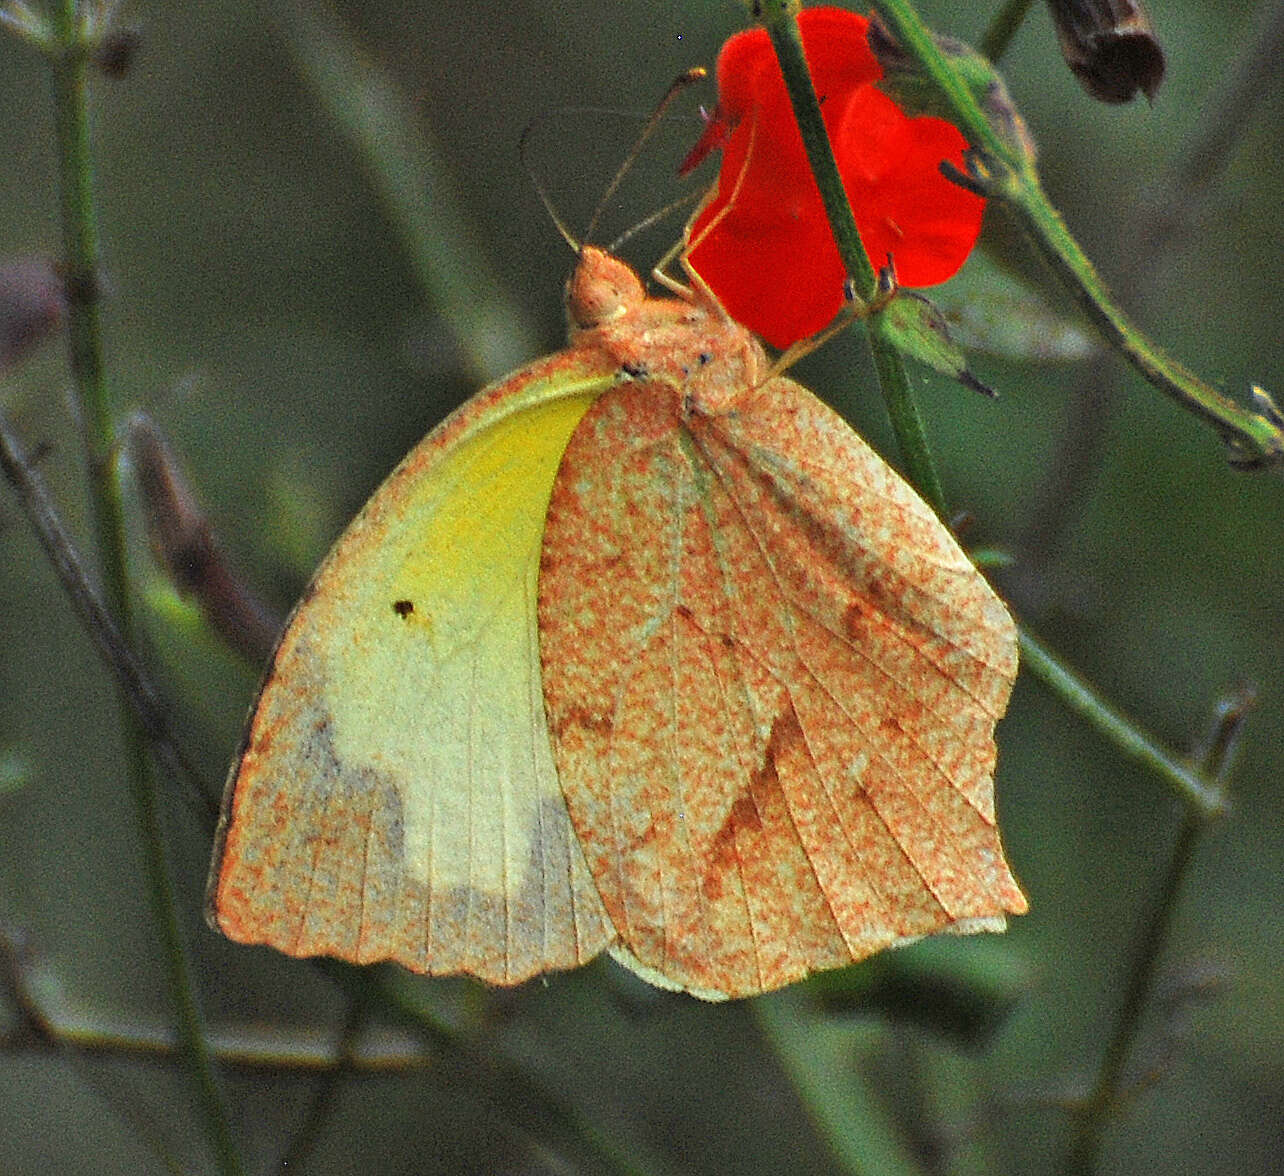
left=40, top=6, right=243, bottom=1173
left=754, top=0, right=1232, bottom=819
left=979, top=0, right=1037, bottom=63
left=869, top=0, right=1284, bottom=468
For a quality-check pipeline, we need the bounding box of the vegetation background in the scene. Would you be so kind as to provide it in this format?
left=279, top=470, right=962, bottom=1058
left=0, top=1, right=1281, bottom=1173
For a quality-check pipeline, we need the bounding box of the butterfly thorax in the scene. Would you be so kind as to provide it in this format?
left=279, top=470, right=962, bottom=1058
left=566, top=246, right=766, bottom=417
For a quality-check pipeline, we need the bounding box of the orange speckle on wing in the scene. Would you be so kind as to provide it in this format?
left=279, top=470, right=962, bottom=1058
left=538, top=250, right=1023, bottom=997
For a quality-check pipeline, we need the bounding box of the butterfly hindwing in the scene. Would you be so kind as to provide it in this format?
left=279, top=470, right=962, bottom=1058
left=538, top=372, right=1023, bottom=999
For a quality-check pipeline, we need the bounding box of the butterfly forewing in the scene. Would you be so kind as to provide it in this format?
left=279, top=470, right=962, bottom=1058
left=208, top=354, right=619, bottom=984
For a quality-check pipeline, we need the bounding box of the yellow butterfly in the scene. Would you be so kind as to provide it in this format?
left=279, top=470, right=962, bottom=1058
left=207, top=245, right=1025, bottom=1000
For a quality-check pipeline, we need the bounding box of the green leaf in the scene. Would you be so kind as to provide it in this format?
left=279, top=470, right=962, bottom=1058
left=875, top=291, right=994, bottom=395
left=934, top=251, right=1097, bottom=362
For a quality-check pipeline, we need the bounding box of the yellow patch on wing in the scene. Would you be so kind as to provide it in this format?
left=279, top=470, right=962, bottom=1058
left=208, top=352, right=618, bottom=985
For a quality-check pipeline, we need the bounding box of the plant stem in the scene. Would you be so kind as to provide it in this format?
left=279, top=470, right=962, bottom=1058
left=979, top=0, right=1036, bottom=63
left=868, top=334, right=948, bottom=517
left=1064, top=693, right=1241, bottom=1173
left=869, top=0, right=1284, bottom=467
left=43, top=6, right=243, bottom=1173
left=1016, top=630, right=1224, bottom=817
left=758, top=0, right=949, bottom=517
left=1007, top=175, right=1279, bottom=463
left=1015, top=1, right=1284, bottom=575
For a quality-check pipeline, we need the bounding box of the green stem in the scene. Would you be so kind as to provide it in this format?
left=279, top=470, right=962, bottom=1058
left=869, top=0, right=1284, bottom=467
left=867, top=336, right=948, bottom=517
left=43, top=7, right=243, bottom=1173
left=979, top=0, right=1036, bottom=63
left=1017, top=629, right=1224, bottom=817
left=758, top=1, right=948, bottom=516
left=1064, top=695, right=1239, bottom=1174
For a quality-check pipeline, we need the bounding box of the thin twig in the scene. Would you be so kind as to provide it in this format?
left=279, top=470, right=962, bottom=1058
left=41, top=6, right=243, bottom=1172
left=0, top=405, right=214, bottom=819
left=1064, top=689, right=1247, bottom=1173
left=273, top=996, right=371, bottom=1171
left=3, top=996, right=433, bottom=1072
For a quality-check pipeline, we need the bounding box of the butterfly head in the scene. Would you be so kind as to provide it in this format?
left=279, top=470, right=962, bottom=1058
left=565, top=246, right=647, bottom=335
left=565, top=246, right=766, bottom=413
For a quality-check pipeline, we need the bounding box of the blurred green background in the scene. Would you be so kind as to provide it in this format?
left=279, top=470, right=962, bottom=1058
left=1, top=1, right=1281, bottom=1173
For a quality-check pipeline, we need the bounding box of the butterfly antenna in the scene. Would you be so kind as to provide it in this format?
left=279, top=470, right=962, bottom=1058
left=606, top=187, right=702, bottom=255
left=520, top=118, right=582, bottom=253
left=582, top=66, right=707, bottom=249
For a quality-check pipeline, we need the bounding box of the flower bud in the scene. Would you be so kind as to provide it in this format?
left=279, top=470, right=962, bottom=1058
left=1045, top=0, right=1165, bottom=103
left=0, top=258, right=65, bottom=373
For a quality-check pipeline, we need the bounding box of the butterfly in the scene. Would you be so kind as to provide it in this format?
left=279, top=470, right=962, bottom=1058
left=206, top=244, right=1025, bottom=1000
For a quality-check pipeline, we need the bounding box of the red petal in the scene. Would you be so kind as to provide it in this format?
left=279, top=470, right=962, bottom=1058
left=683, top=8, right=984, bottom=347
left=679, top=104, right=731, bottom=176
left=834, top=87, right=984, bottom=289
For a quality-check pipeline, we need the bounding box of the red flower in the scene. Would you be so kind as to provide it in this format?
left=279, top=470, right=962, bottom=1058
left=682, top=7, right=985, bottom=350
